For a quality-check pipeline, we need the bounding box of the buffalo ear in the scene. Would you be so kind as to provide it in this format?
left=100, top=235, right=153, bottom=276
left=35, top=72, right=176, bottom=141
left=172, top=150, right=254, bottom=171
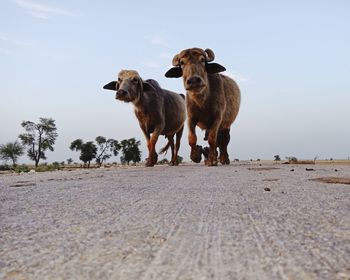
left=103, top=81, right=117, bottom=91
left=165, top=67, right=183, bottom=78
left=205, top=63, right=226, bottom=74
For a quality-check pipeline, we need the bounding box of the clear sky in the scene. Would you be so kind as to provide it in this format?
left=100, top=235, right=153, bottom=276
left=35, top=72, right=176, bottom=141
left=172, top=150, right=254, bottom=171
left=1, top=0, right=349, bottom=164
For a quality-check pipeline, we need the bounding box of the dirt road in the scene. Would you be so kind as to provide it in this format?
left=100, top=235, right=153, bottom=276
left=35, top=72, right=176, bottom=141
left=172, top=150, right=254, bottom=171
left=1, top=163, right=349, bottom=279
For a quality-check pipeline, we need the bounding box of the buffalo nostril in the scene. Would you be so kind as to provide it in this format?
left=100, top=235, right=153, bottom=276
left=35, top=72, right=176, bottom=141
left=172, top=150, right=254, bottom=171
left=187, top=76, right=201, bottom=87
left=117, top=89, right=127, bottom=97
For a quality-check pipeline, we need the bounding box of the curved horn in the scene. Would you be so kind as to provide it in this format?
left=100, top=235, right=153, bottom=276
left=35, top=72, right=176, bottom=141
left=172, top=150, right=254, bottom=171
left=205, top=48, right=215, bottom=62
left=172, top=54, right=180, bottom=66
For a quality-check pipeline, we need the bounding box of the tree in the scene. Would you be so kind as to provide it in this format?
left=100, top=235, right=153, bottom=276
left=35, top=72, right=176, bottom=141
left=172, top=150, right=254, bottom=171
left=274, top=155, right=281, bottom=162
left=18, top=118, right=58, bottom=167
left=70, top=139, right=97, bottom=168
left=120, top=138, right=141, bottom=165
left=95, top=136, right=121, bottom=167
left=0, top=141, right=24, bottom=167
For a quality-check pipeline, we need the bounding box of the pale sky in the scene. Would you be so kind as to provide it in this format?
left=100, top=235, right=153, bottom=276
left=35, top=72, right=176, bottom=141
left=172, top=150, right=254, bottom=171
left=1, top=0, right=349, bottom=164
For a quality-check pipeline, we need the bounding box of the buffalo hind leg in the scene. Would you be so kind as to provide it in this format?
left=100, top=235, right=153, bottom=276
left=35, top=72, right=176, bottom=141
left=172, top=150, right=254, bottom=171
left=166, top=136, right=175, bottom=166
left=171, top=126, right=184, bottom=166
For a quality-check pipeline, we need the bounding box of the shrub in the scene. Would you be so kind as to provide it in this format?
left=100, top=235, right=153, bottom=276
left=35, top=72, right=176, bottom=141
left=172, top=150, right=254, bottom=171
left=157, top=158, right=169, bottom=165
left=52, top=161, right=60, bottom=168
left=15, top=164, right=30, bottom=173
left=35, top=164, right=60, bottom=172
left=0, top=165, right=11, bottom=171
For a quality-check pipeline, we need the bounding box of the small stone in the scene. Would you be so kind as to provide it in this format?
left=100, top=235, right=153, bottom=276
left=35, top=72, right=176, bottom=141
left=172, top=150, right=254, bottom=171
left=264, top=187, right=271, bottom=191
left=290, top=169, right=294, bottom=172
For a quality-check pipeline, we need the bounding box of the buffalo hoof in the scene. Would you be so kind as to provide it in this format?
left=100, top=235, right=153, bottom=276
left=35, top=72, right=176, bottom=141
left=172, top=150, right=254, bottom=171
left=146, top=152, right=158, bottom=167
left=191, top=145, right=202, bottom=163
left=206, top=159, right=218, bottom=166
left=169, top=159, right=179, bottom=166
left=219, top=155, right=230, bottom=165
left=146, top=162, right=155, bottom=167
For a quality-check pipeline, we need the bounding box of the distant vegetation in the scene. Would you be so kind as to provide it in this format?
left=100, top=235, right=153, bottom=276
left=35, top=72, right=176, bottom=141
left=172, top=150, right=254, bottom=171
left=95, top=136, right=121, bottom=167
left=18, top=118, right=58, bottom=167
left=70, top=137, right=141, bottom=168
left=274, top=155, right=281, bottom=162
left=0, top=118, right=144, bottom=172
left=119, top=138, right=142, bottom=166
left=70, top=139, right=98, bottom=168
left=0, top=141, right=24, bottom=167
left=1, top=117, right=349, bottom=172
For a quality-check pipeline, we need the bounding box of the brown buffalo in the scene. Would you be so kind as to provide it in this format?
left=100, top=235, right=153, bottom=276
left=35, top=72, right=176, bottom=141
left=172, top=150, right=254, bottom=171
left=165, top=48, right=241, bottom=166
left=104, top=70, right=186, bottom=167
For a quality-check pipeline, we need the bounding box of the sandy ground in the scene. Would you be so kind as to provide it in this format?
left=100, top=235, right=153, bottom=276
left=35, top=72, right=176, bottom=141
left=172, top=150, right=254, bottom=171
left=1, top=162, right=350, bottom=280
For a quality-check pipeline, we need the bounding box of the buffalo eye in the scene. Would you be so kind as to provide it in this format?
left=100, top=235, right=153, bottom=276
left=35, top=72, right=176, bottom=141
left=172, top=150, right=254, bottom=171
left=132, top=77, right=138, bottom=84
left=118, top=77, right=122, bottom=82
left=200, top=57, right=205, bottom=63
left=180, top=60, right=185, bottom=67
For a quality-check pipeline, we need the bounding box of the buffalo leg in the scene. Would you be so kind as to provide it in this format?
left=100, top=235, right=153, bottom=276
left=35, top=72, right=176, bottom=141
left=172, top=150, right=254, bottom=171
left=206, top=116, right=223, bottom=166
left=218, top=129, right=230, bottom=165
left=146, top=131, right=160, bottom=167
left=166, top=135, right=175, bottom=166
left=171, top=125, right=184, bottom=166
left=188, top=120, right=202, bottom=163
left=206, top=130, right=218, bottom=166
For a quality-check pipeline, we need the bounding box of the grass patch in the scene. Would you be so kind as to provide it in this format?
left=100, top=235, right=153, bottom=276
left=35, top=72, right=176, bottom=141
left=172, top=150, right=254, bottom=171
left=14, top=165, right=30, bottom=173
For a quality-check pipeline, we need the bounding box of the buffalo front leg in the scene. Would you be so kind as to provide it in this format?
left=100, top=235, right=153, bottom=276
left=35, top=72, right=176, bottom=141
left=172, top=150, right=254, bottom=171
left=146, top=132, right=160, bottom=167
left=206, top=115, right=224, bottom=166
left=188, top=120, right=202, bottom=163
left=218, top=129, right=230, bottom=165
left=207, top=130, right=218, bottom=166
left=207, top=125, right=221, bottom=166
